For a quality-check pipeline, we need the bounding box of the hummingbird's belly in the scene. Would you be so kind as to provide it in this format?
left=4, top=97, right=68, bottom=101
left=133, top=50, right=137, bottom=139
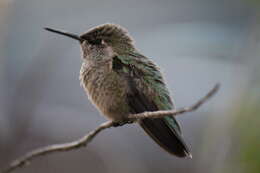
left=80, top=65, right=129, bottom=121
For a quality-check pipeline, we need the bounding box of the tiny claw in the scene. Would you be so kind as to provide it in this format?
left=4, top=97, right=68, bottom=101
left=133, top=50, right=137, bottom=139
left=126, top=120, right=134, bottom=124
left=112, top=122, right=120, bottom=127
left=112, top=120, right=134, bottom=127
left=112, top=122, right=126, bottom=127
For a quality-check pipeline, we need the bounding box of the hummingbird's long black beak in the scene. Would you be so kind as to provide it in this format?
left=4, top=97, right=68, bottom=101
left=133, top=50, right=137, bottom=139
left=44, top=27, right=84, bottom=43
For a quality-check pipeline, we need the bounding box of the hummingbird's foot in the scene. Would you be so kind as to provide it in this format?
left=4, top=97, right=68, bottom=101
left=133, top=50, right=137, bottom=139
left=112, top=121, right=126, bottom=127
left=126, top=120, right=134, bottom=124
left=112, top=120, right=134, bottom=127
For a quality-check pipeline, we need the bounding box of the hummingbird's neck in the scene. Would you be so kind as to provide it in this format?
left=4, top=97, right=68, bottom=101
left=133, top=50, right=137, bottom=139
left=112, top=45, right=136, bottom=56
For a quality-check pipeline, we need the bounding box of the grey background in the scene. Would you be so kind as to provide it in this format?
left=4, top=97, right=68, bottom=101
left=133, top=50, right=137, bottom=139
left=0, top=0, right=259, bottom=172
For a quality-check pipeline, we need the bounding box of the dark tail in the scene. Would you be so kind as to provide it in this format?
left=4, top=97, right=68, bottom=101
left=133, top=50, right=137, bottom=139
left=139, top=118, right=192, bottom=158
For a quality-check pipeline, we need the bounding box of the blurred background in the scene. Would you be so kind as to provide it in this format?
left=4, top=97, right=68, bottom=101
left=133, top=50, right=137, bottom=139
left=0, top=0, right=259, bottom=172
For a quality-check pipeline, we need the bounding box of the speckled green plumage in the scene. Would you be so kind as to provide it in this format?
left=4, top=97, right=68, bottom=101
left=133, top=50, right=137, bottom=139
left=112, top=49, right=190, bottom=156
left=116, top=51, right=182, bottom=132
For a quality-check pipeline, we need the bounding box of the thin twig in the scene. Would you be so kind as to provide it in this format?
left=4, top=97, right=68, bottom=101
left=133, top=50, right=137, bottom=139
left=2, top=121, right=115, bottom=173
left=2, top=83, right=220, bottom=173
left=129, top=83, right=220, bottom=120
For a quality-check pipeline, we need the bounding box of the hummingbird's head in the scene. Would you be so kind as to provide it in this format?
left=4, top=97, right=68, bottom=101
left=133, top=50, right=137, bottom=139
left=80, top=23, right=135, bottom=61
left=45, top=24, right=135, bottom=62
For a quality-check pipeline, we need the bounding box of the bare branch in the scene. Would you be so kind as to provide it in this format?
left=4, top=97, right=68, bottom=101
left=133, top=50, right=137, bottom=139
left=2, top=83, right=220, bottom=173
left=2, top=121, right=115, bottom=173
left=128, top=83, right=220, bottom=120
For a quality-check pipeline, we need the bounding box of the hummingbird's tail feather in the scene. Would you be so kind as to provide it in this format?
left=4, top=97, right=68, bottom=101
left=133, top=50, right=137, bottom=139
left=139, top=118, right=192, bottom=158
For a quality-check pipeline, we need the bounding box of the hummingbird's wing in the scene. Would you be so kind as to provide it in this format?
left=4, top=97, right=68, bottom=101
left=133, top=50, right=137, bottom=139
left=113, top=53, right=191, bottom=157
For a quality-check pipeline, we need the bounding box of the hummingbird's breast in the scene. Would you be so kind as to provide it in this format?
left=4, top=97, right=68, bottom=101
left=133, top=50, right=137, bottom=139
left=79, top=62, right=130, bottom=121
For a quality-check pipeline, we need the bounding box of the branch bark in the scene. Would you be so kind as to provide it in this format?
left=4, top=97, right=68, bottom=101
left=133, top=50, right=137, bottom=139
left=2, top=83, right=220, bottom=173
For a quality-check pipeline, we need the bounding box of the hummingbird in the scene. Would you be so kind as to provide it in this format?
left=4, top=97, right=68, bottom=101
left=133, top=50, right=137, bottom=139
left=45, top=24, right=191, bottom=158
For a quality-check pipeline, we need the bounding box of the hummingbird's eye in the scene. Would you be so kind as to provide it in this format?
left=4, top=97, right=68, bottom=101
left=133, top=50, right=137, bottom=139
left=89, top=39, right=102, bottom=45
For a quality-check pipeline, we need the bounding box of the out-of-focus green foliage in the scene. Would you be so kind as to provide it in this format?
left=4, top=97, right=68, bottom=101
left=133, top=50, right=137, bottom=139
left=231, top=86, right=260, bottom=173
left=245, top=0, right=260, bottom=6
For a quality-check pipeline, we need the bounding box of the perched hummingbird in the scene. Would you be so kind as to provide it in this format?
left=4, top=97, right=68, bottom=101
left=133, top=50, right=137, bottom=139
left=45, top=24, right=191, bottom=158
